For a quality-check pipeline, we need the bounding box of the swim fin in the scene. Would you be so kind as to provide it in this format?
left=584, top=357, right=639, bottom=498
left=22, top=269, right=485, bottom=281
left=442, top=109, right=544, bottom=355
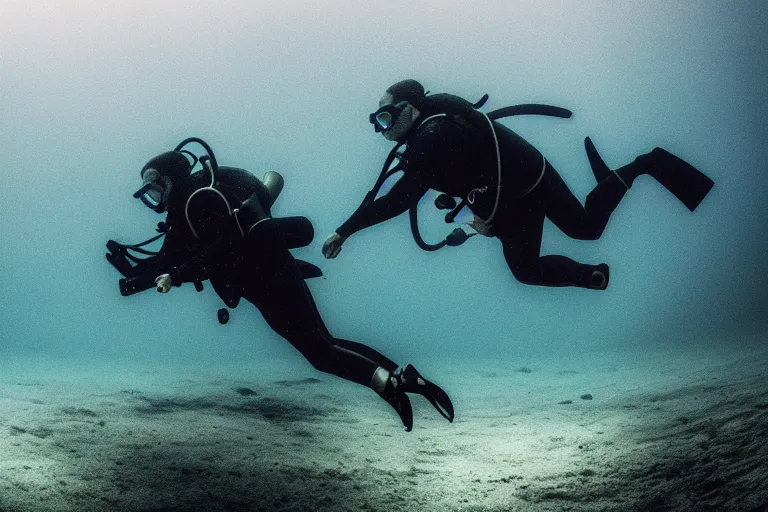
left=295, top=259, right=323, bottom=280
left=398, top=364, right=455, bottom=423
left=584, top=137, right=612, bottom=183
left=379, top=388, right=413, bottom=432
left=585, top=138, right=715, bottom=212
left=640, top=148, right=715, bottom=212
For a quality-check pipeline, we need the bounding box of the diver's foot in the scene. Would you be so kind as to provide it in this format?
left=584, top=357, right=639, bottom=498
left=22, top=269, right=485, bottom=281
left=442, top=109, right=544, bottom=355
left=579, top=263, right=610, bottom=290
left=397, top=364, right=455, bottom=423
left=378, top=389, right=413, bottom=432
left=591, top=263, right=610, bottom=290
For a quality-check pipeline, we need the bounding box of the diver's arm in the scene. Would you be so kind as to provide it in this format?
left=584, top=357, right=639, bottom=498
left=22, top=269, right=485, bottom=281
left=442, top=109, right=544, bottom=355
left=118, top=252, right=184, bottom=296
left=117, top=227, right=200, bottom=296
left=335, top=172, right=428, bottom=239
left=118, top=261, right=169, bottom=295
left=115, top=233, right=178, bottom=295
left=105, top=244, right=143, bottom=278
left=127, top=235, right=236, bottom=296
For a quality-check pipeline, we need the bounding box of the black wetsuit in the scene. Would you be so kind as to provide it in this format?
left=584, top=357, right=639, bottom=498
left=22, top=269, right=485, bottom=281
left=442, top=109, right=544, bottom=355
left=118, top=167, right=398, bottom=387
left=337, top=114, right=629, bottom=288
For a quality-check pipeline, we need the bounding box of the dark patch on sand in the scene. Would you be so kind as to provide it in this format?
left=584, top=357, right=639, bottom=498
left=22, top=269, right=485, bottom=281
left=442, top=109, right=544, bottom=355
left=488, top=475, right=523, bottom=484
left=61, top=407, right=99, bottom=417
left=222, top=397, right=329, bottom=423
left=647, top=382, right=728, bottom=404
left=14, top=381, right=43, bottom=387
left=292, top=429, right=315, bottom=439
left=29, top=440, right=417, bottom=512
left=417, top=449, right=450, bottom=457
left=274, top=377, right=324, bottom=387
left=9, top=425, right=53, bottom=438
left=134, top=396, right=219, bottom=415
left=127, top=391, right=333, bottom=424
left=235, top=387, right=257, bottom=396
left=28, top=426, right=54, bottom=439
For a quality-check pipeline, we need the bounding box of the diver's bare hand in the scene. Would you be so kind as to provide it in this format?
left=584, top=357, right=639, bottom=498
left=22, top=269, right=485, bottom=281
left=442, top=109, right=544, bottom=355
left=322, top=232, right=346, bottom=259
left=155, top=274, right=172, bottom=293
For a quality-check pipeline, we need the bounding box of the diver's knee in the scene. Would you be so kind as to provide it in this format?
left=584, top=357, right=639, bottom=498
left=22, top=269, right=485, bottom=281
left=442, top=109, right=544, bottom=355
left=509, top=264, right=540, bottom=285
left=300, top=348, right=331, bottom=373
left=297, top=339, right=336, bottom=374
left=308, top=357, right=332, bottom=374
left=573, top=225, right=603, bottom=241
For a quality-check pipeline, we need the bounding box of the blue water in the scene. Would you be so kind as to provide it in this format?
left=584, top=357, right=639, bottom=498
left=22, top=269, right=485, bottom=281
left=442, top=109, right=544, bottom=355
left=1, top=1, right=766, bottom=510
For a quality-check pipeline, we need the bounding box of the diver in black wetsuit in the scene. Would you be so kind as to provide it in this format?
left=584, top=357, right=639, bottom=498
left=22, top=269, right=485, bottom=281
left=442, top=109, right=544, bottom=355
left=106, top=137, right=453, bottom=432
left=322, top=79, right=715, bottom=290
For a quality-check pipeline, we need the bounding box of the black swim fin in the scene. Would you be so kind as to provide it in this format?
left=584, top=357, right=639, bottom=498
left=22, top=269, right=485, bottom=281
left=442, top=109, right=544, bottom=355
left=398, top=364, right=455, bottom=423
left=585, top=138, right=714, bottom=212
left=379, top=389, right=413, bottom=432
left=295, top=259, right=323, bottom=280
left=641, top=148, right=715, bottom=212
left=584, top=137, right=612, bottom=184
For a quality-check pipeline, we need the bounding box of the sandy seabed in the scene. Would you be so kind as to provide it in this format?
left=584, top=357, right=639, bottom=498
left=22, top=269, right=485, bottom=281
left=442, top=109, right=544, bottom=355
left=1, top=340, right=767, bottom=512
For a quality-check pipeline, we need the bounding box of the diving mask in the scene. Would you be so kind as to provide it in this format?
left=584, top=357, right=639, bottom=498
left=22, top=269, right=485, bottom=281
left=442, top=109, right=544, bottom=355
left=369, top=101, right=409, bottom=133
left=134, top=168, right=171, bottom=212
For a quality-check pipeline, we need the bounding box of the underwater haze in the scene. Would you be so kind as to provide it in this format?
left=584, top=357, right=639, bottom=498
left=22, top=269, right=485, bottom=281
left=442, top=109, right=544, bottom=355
left=1, top=1, right=767, bottom=511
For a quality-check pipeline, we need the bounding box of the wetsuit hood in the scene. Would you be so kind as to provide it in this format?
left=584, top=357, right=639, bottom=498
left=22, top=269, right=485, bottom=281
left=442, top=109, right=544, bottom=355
left=142, top=151, right=193, bottom=182
left=385, top=79, right=427, bottom=109
left=134, top=151, right=194, bottom=213
left=373, top=79, right=429, bottom=142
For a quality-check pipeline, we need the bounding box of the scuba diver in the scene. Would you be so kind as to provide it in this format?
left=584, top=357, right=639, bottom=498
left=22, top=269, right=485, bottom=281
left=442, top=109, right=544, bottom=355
left=105, top=137, right=454, bottom=432
left=322, top=79, right=715, bottom=290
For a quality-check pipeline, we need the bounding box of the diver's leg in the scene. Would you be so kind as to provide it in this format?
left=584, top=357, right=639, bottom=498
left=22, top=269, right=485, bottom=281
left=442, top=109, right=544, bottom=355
left=245, top=273, right=381, bottom=387
left=497, top=185, right=609, bottom=290
left=552, top=138, right=714, bottom=241
left=299, top=280, right=399, bottom=372
left=244, top=249, right=415, bottom=429
left=499, top=233, right=608, bottom=289
left=542, top=161, right=627, bottom=241
left=245, top=249, right=452, bottom=430
left=332, top=339, right=398, bottom=373
left=588, top=138, right=714, bottom=212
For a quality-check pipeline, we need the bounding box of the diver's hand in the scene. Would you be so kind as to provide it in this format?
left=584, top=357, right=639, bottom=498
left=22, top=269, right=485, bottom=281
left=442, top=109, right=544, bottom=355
left=106, top=239, right=122, bottom=255
left=322, top=232, right=346, bottom=259
left=155, top=274, right=172, bottom=293
left=105, top=240, right=134, bottom=277
left=106, top=251, right=132, bottom=277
